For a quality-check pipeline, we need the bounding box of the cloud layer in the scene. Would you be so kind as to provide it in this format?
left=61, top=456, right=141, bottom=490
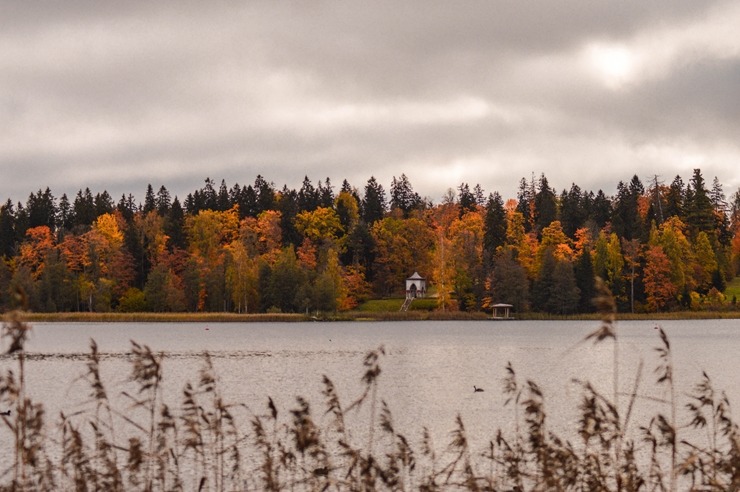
left=2, top=1, right=739, bottom=203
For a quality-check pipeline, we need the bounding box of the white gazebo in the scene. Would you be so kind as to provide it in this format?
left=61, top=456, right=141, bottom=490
left=491, top=303, right=514, bottom=320
left=405, top=272, right=427, bottom=299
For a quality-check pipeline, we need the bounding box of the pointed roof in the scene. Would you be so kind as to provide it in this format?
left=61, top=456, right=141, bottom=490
left=407, top=272, right=425, bottom=280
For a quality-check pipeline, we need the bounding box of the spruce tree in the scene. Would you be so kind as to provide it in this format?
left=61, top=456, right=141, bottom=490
left=664, top=175, right=685, bottom=219
left=390, top=174, right=421, bottom=217
left=298, top=176, right=319, bottom=212
left=575, top=248, right=596, bottom=312
left=254, top=175, right=276, bottom=213
left=0, top=200, right=16, bottom=258
left=560, top=184, right=586, bottom=238
left=483, top=192, right=507, bottom=261
left=362, top=176, right=386, bottom=224
left=217, top=179, right=230, bottom=211
left=143, top=184, right=156, bottom=214
left=534, top=174, right=558, bottom=233
left=685, top=168, right=715, bottom=238
left=94, top=191, right=114, bottom=216
left=458, top=183, right=477, bottom=216
left=156, top=186, right=172, bottom=216
left=26, top=188, right=57, bottom=230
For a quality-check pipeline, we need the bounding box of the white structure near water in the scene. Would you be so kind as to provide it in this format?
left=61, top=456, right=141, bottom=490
left=491, top=303, right=514, bottom=319
left=405, top=272, right=426, bottom=299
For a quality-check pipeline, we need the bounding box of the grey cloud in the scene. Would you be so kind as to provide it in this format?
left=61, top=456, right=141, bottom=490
left=1, top=0, right=739, bottom=205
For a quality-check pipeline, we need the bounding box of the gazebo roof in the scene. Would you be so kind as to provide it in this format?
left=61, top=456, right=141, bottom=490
left=491, top=303, right=513, bottom=308
left=407, top=272, right=425, bottom=280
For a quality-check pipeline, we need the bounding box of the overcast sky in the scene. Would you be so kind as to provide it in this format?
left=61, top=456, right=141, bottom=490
left=2, top=1, right=740, bottom=205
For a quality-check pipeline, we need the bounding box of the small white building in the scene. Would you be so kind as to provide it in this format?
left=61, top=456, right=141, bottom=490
left=491, top=303, right=514, bottom=319
left=405, top=272, right=427, bottom=299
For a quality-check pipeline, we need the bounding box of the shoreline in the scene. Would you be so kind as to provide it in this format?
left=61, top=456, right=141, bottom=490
left=6, top=310, right=740, bottom=323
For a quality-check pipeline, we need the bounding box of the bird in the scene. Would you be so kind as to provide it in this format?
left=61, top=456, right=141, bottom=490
left=473, top=386, right=484, bottom=393
left=1, top=410, right=10, bottom=416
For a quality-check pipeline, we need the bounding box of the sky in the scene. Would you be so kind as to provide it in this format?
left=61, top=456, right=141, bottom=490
left=2, top=1, right=740, bottom=206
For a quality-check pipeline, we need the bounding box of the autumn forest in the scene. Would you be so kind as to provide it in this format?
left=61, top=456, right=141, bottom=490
left=1, top=169, right=739, bottom=315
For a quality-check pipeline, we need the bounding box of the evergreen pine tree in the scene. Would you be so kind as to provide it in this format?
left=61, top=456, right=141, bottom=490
left=143, top=184, right=156, bottom=214
left=94, top=191, right=114, bottom=216
left=278, top=186, right=301, bottom=246
left=254, top=175, right=276, bottom=213
left=72, top=188, right=95, bottom=229
left=58, top=194, right=72, bottom=232
left=534, top=174, right=558, bottom=233
left=166, top=197, right=186, bottom=250
left=560, top=184, right=586, bottom=238
left=483, top=192, right=507, bottom=262
left=390, top=174, right=421, bottom=217
left=362, top=176, right=386, bottom=224
left=156, top=186, right=172, bottom=216
left=664, top=175, right=685, bottom=219
left=575, top=248, right=596, bottom=312
left=298, top=176, right=319, bottom=212
left=458, top=183, right=477, bottom=216
left=26, top=188, right=57, bottom=230
left=217, top=179, right=230, bottom=211
left=0, top=200, right=16, bottom=258
left=685, top=168, right=715, bottom=238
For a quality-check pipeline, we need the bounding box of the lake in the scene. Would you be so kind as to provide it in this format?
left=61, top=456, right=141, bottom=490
left=4, top=317, right=738, bottom=457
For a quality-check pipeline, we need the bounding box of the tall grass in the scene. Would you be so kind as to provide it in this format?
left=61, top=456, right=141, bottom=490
left=1, top=285, right=738, bottom=490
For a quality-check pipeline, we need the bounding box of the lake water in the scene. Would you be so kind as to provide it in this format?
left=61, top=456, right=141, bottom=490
left=2, top=318, right=739, bottom=466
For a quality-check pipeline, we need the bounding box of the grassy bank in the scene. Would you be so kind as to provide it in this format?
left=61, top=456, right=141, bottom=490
left=726, top=275, right=740, bottom=301
left=10, top=311, right=310, bottom=323
left=7, top=305, right=740, bottom=323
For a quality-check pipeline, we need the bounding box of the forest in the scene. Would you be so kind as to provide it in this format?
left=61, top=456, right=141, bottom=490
left=1, top=169, right=739, bottom=314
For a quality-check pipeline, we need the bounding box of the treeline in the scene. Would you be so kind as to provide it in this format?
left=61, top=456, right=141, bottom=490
left=1, top=170, right=739, bottom=314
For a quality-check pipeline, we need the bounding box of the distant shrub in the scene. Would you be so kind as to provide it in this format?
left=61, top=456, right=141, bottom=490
left=117, top=287, right=147, bottom=312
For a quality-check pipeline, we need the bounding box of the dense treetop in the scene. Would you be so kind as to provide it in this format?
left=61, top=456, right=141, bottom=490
left=1, top=170, right=739, bottom=314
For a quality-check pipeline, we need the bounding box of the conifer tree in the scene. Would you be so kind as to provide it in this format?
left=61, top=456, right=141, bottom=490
left=26, top=188, right=57, bottom=230
left=685, top=168, right=715, bottom=238
left=94, top=191, right=114, bottom=217
left=143, top=184, right=156, bottom=214
left=58, top=194, right=72, bottom=232
left=165, top=197, right=186, bottom=250
left=560, top=184, right=586, bottom=238
left=458, top=183, right=477, bottom=216
left=534, top=174, right=557, bottom=233
left=664, top=175, right=685, bottom=220
left=318, top=177, right=334, bottom=208
left=574, top=248, right=596, bottom=312
left=362, top=176, right=386, bottom=224
left=587, top=189, right=612, bottom=230
left=612, top=176, right=645, bottom=241
left=516, top=176, right=535, bottom=232
left=217, top=179, right=230, bottom=211
left=277, top=186, right=301, bottom=246
left=0, top=200, right=16, bottom=257
left=298, top=176, right=319, bottom=212
left=72, top=188, right=96, bottom=229
left=483, top=192, right=507, bottom=262
left=254, top=175, right=276, bottom=213
left=156, top=186, right=171, bottom=216
left=390, top=174, right=421, bottom=217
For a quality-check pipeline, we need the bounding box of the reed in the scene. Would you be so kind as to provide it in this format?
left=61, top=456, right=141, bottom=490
left=0, top=293, right=738, bottom=491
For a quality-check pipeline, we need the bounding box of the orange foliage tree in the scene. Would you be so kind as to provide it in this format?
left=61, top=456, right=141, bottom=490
left=371, top=217, right=435, bottom=297
left=643, top=245, right=677, bottom=311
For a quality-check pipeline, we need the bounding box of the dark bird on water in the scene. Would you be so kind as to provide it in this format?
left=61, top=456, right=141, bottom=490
left=474, top=386, right=484, bottom=393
